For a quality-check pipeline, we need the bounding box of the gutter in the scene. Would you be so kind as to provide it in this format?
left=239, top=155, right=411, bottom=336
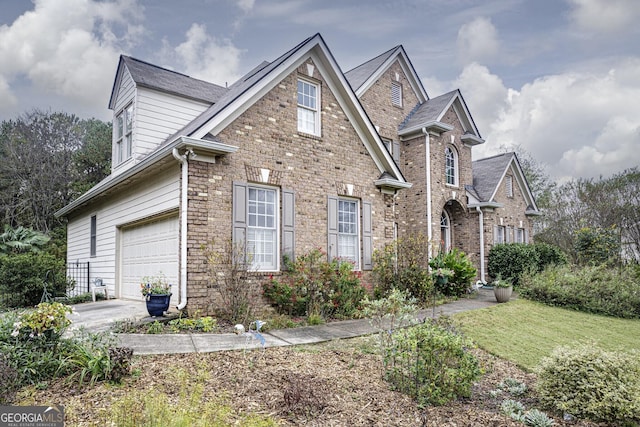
left=475, top=206, right=486, bottom=284
left=422, top=127, right=433, bottom=256
left=172, top=148, right=191, bottom=311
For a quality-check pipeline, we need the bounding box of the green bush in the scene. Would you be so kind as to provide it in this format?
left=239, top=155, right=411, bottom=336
left=372, top=234, right=433, bottom=302
left=574, top=225, right=621, bottom=266
left=429, top=249, right=477, bottom=297
left=383, top=319, right=481, bottom=406
left=519, top=264, right=640, bottom=318
left=536, top=344, right=640, bottom=424
left=488, top=243, right=567, bottom=286
left=0, top=252, right=68, bottom=307
left=262, top=249, right=366, bottom=319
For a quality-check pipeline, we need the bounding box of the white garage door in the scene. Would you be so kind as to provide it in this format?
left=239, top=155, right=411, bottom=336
left=120, top=215, right=179, bottom=305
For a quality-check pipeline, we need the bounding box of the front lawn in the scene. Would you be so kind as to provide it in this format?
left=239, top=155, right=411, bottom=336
left=454, top=298, right=640, bottom=371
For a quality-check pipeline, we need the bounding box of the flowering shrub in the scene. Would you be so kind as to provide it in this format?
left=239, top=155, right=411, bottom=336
left=262, top=248, right=366, bottom=319
left=140, top=273, right=171, bottom=297
left=12, top=302, right=72, bottom=339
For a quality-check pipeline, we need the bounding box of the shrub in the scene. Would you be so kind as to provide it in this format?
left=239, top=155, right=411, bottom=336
left=429, top=249, right=477, bottom=297
left=574, top=225, right=621, bottom=266
left=383, top=319, right=481, bottom=406
left=536, top=344, right=640, bottom=424
left=519, top=264, right=640, bottom=318
left=263, top=249, right=366, bottom=320
left=0, top=252, right=68, bottom=307
left=372, top=234, right=433, bottom=302
left=488, top=243, right=567, bottom=286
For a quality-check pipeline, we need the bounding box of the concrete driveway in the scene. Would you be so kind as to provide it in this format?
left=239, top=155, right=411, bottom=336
left=68, top=298, right=151, bottom=333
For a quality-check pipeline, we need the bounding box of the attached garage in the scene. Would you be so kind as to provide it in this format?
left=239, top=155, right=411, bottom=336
left=120, top=215, right=179, bottom=306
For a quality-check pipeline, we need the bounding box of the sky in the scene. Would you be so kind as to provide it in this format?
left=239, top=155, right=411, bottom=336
left=1, top=0, right=639, bottom=183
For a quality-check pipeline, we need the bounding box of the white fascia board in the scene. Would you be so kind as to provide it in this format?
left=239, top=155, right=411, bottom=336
left=468, top=201, right=504, bottom=209
left=399, top=121, right=454, bottom=137
left=55, top=137, right=238, bottom=218
left=374, top=177, right=413, bottom=190
left=461, top=134, right=484, bottom=146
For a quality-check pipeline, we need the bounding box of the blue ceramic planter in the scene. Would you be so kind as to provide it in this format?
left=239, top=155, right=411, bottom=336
left=145, top=294, right=171, bottom=317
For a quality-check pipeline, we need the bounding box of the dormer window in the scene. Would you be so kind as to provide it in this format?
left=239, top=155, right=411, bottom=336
left=115, top=103, right=133, bottom=165
left=391, top=82, right=402, bottom=107
left=297, top=79, right=320, bottom=136
left=445, top=146, right=458, bottom=186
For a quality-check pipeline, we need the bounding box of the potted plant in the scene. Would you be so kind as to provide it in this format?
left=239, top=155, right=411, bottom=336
left=141, top=273, right=172, bottom=317
left=492, top=277, right=513, bottom=303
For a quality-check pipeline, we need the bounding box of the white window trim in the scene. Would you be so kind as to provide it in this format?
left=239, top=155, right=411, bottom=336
left=90, top=215, right=97, bottom=258
left=445, top=146, right=458, bottom=187
left=506, top=175, right=514, bottom=198
left=337, top=198, right=360, bottom=269
left=440, top=211, right=451, bottom=252
left=115, top=103, right=133, bottom=166
left=297, top=78, right=321, bottom=136
left=246, top=184, right=280, bottom=272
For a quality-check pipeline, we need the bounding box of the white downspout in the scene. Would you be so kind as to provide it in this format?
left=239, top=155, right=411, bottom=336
left=422, top=128, right=433, bottom=258
left=172, top=148, right=189, bottom=310
left=475, top=206, right=486, bottom=284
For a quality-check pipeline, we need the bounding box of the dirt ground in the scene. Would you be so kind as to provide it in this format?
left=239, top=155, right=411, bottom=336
left=17, top=337, right=606, bottom=427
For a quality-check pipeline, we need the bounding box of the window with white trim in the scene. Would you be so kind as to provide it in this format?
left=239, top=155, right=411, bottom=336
left=338, top=199, right=359, bottom=267
left=297, top=79, right=320, bottom=135
left=440, top=211, right=451, bottom=252
left=247, top=187, right=278, bottom=271
left=115, top=104, right=133, bottom=165
left=494, top=225, right=506, bottom=244
left=516, top=228, right=525, bottom=243
left=90, top=215, right=97, bottom=257
left=445, top=146, right=458, bottom=186
left=506, top=175, right=514, bottom=198
left=391, top=82, right=402, bottom=107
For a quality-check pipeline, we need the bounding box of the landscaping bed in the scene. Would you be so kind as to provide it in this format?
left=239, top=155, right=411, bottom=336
left=16, top=338, right=603, bottom=426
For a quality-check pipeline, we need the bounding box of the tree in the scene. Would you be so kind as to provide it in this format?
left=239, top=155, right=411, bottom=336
left=0, top=225, right=50, bottom=254
left=0, top=110, right=111, bottom=233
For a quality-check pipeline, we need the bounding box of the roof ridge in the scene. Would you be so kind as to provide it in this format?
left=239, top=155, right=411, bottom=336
left=123, top=55, right=227, bottom=89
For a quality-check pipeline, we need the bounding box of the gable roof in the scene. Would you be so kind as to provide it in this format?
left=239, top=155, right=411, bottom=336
left=398, top=89, right=484, bottom=143
left=345, top=45, right=428, bottom=103
left=164, top=33, right=408, bottom=184
left=471, top=152, right=539, bottom=214
left=108, top=56, right=228, bottom=109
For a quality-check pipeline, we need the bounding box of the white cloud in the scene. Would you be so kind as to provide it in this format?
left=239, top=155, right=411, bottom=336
left=235, top=0, right=255, bottom=13
left=568, top=0, right=640, bottom=34
left=456, top=17, right=499, bottom=65
left=453, top=62, right=508, bottom=141
left=0, top=76, right=17, bottom=113
left=0, top=0, right=144, bottom=118
left=168, top=23, right=242, bottom=86
left=487, top=58, right=640, bottom=181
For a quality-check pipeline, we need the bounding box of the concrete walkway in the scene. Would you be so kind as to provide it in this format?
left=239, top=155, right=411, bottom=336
left=70, top=289, right=501, bottom=355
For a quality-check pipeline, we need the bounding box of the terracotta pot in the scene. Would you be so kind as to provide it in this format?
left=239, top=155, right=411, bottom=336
left=494, top=286, right=513, bottom=303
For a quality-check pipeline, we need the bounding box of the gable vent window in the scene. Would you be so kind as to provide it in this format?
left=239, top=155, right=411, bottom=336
left=506, top=175, right=514, bottom=198
left=445, top=146, right=458, bottom=186
left=391, top=82, right=402, bottom=107
left=90, top=215, right=97, bottom=257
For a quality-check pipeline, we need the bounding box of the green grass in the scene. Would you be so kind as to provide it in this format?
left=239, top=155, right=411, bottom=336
left=454, top=299, right=640, bottom=372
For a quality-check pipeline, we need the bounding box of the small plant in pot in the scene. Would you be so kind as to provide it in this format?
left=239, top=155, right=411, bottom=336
left=141, top=273, right=172, bottom=317
left=492, top=276, right=513, bottom=303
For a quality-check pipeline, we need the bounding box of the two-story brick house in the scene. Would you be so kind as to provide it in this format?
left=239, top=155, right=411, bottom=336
left=56, top=33, right=538, bottom=313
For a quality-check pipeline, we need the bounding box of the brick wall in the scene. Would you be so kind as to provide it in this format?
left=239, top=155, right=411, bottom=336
left=184, top=58, right=397, bottom=315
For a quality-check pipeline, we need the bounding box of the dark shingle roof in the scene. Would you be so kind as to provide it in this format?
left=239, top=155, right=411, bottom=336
left=399, top=90, right=457, bottom=131
left=471, top=152, right=514, bottom=202
left=121, top=56, right=228, bottom=104
left=344, top=46, right=399, bottom=91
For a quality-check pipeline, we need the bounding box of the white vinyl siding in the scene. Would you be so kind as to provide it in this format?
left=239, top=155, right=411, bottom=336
left=66, top=164, right=180, bottom=298
left=297, top=79, right=320, bottom=135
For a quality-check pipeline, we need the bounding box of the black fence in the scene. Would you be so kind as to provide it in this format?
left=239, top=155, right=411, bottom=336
left=66, top=261, right=90, bottom=298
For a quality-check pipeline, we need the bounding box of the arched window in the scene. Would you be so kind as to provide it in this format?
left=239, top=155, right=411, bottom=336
left=440, top=211, right=451, bottom=252
left=445, top=146, right=457, bottom=186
